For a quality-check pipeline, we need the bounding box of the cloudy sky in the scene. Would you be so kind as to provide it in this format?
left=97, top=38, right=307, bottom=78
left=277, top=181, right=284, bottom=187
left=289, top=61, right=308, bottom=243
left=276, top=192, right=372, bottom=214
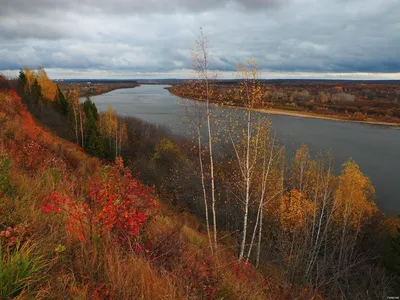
left=1, top=0, right=399, bottom=79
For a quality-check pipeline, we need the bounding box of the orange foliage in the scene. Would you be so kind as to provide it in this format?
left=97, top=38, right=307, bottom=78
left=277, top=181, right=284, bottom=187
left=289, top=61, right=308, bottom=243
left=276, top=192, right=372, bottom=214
left=0, top=89, right=86, bottom=172
left=23, top=67, right=36, bottom=94
left=23, top=67, right=58, bottom=101
left=280, top=189, right=317, bottom=233
left=333, top=160, right=378, bottom=229
left=37, top=67, right=57, bottom=101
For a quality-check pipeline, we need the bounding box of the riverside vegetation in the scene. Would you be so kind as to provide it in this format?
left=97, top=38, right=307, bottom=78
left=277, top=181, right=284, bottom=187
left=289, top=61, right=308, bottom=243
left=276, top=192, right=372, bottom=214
left=169, top=78, right=400, bottom=126
left=1, top=33, right=400, bottom=299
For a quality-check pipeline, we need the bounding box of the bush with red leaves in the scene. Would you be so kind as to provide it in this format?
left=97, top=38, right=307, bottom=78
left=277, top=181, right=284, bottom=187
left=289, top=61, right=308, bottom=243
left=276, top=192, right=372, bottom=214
left=42, top=163, right=159, bottom=244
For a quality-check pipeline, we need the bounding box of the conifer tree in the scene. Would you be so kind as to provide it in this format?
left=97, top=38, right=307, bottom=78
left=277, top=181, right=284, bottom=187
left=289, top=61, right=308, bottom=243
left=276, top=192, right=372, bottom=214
left=83, top=97, right=104, bottom=157
left=31, top=79, right=43, bottom=105
left=17, top=70, right=27, bottom=95
left=55, top=86, right=69, bottom=116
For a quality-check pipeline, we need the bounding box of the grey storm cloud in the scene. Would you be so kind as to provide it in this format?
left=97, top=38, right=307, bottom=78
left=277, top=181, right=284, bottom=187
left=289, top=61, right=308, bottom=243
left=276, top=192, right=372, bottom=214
left=1, top=0, right=400, bottom=78
left=1, top=0, right=282, bottom=16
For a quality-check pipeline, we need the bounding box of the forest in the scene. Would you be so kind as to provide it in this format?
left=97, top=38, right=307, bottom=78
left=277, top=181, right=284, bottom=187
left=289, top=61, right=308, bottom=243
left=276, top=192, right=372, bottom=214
left=57, top=80, right=140, bottom=98
left=1, top=38, right=400, bottom=299
left=170, top=78, right=400, bottom=125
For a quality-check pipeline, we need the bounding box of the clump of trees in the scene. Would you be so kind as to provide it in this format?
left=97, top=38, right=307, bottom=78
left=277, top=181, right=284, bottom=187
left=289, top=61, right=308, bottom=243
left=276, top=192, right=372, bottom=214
left=16, top=68, right=128, bottom=160
left=168, top=29, right=395, bottom=299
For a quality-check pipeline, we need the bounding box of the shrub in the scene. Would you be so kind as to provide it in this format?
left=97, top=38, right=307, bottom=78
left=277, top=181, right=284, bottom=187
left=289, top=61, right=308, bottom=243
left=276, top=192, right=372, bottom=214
left=42, top=163, right=159, bottom=244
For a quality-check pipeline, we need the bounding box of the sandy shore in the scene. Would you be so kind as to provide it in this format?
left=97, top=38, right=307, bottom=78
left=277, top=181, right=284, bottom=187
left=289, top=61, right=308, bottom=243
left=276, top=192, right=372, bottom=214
left=254, top=108, right=400, bottom=127
left=168, top=89, right=400, bottom=128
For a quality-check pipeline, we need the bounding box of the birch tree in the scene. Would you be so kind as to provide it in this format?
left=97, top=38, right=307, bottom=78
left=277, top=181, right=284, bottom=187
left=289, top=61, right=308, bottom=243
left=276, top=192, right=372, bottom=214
left=37, top=67, right=57, bottom=101
left=66, top=89, right=80, bottom=145
left=226, top=60, right=268, bottom=262
left=100, top=105, right=118, bottom=159
left=333, top=160, right=377, bottom=277
left=191, top=27, right=218, bottom=251
left=178, top=79, right=215, bottom=254
left=118, top=122, right=128, bottom=157
left=23, top=67, right=36, bottom=94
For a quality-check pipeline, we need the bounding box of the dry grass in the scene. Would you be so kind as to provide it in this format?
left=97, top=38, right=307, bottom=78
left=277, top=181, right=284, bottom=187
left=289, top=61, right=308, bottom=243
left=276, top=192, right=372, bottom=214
left=0, top=90, right=325, bottom=299
left=104, top=244, right=181, bottom=299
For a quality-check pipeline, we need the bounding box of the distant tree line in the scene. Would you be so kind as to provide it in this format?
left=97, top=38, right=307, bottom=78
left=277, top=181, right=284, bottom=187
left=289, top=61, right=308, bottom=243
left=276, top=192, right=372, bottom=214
left=170, top=79, right=400, bottom=123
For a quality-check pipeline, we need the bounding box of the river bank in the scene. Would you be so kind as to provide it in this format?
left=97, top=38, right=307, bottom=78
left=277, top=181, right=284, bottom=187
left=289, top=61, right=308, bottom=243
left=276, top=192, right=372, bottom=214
left=254, top=107, right=400, bottom=127
left=168, top=88, right=400, bottom=128
left=59, top=81, right=140, bottom=98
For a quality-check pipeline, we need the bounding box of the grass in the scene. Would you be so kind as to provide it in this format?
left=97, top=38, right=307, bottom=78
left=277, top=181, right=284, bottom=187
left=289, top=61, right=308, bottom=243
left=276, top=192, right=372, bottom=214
left=0, top=241, right=48, bottom=299
left=0, top=89, right=324, bottom=299
left=103, top=243, right=180, bottom=299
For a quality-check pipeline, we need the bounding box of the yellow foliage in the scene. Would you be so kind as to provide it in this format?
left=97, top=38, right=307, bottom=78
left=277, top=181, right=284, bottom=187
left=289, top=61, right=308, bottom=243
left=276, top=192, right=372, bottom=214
left=333, top=160, right=377, bottom=229
left=24, top=67, right=36, bottom=94
left=279, top=189, right=316, bottom=233
left=37, top=67, right=57, bottom=101
left=100, top=105, right=118, bottom=138
left=235, top=60, right=264, bottom=108
left=23, top=67, right=58, bottom=101
left=290, top=144, right=311, bottom=193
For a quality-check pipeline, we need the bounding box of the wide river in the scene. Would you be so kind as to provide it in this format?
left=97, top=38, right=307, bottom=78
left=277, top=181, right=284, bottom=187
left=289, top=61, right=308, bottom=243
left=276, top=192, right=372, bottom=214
left=90, top=84, right=400, bottom=215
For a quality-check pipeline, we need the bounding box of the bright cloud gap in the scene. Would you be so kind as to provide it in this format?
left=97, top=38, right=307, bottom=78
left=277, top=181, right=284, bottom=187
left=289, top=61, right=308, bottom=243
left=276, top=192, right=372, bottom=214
left=2, top=69, right=400, bottom=81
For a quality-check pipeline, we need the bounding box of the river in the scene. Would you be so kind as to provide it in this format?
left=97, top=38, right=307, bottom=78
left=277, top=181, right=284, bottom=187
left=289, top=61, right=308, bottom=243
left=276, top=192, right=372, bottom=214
left=89, top=84, right=400, bottom=215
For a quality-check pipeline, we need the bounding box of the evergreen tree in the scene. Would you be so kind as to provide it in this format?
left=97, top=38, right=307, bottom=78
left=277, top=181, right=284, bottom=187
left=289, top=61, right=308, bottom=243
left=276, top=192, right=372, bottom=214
left=31, top=79, right=43, bottom=105
left=83, top=97, right=104, bottom=157
left=17, top=70, right=27, bottom=95
left=55, top=86, right=69, bottom=115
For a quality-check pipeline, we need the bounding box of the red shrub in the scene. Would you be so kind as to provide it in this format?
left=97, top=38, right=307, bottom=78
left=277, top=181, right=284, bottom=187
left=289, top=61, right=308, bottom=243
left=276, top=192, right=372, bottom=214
left=42, top=163, right=159, bottom=244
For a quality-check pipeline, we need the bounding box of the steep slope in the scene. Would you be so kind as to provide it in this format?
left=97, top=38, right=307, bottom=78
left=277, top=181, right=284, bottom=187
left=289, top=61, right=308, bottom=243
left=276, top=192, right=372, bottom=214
left=0, top=88, right=320, bottom=299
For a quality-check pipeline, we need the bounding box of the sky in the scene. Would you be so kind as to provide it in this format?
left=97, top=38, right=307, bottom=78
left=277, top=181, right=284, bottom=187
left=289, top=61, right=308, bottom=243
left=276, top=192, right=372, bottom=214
left=1, top=0, right=400, bottom=79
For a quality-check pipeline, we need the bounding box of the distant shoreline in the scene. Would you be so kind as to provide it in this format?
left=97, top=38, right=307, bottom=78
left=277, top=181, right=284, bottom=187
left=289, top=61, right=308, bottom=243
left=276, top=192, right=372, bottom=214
left=254, top=107, right=400, bottom=127
left=167, top=88, right=400, bottom=128
left=87, top=83, right=172, bottom=97
left=91, top=85, right=400, bottom=127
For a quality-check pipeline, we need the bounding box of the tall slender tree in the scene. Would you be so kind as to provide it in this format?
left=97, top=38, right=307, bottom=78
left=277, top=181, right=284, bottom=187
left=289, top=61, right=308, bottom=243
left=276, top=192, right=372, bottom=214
left=66, top=89, right=81, bottom=145
left=191, top=27, right=218, bottom=251
left=83, top=97, right=103, bottom=156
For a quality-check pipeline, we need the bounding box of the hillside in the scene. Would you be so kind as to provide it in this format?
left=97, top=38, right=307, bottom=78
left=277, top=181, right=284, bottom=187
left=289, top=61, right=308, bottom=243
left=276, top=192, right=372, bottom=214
left=2, top=66, right=400, bottom=299
left=0, top=86, right=320, bottom=299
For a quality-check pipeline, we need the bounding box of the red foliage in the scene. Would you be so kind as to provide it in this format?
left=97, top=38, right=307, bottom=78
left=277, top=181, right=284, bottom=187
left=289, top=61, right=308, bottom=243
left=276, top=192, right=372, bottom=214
left=42, top=193, right=87, bottom=240
left=8, top=139, right=66, bottom=173
left=0, top=224, right=32, bottom=247
left=42, top=164, right=159, bottom=244
left=92, top=283, right=114, bottom=300
left=1, top=89, right=82, bottom=172
left=233, top=259, right=256, bottom=281
left=182, top=252, right=218, bottom=299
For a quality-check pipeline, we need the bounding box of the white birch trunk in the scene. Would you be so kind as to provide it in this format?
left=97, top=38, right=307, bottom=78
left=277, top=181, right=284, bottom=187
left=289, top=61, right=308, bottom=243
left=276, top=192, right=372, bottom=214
left=72, top=104, right=78, bottom=145
left=79, top=105, right=84, bottom=148
left=197, top=126, right=213, bottom=254
left=239, top=106, right=252, bottom=262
